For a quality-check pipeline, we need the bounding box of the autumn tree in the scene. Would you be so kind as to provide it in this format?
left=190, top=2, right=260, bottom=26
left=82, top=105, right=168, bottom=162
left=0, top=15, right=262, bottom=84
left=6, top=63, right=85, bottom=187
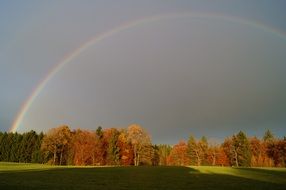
left=249, top=136, right=273, bottom=167
left=41, top=125, right=72, bottom=165
left=263, top=129, right=277, bottom=166
left=151, top=145, right=160, bottom=166
left=280, top=137, right=286, bottom=166
left=267, top=138, right=286, bottom=167
left=1, top=126, right=286, bottom=167
left=117, top=130, right=133, bottom=165
left=157, top=144, right=172, bottom=166
left=127, top=124, right=151, bottom=166
left=250, top=137, right=262, bottom=167
left=207, top=145, right=220, bottom=166
left=167, top=141, right=189, bottom=166
left=222, top=137, right=233, bottom=166
left=216, top=146, right=230, bottom=166
left=140, top=144, right=156, bottom=165
left=71, top=129, right=99, bottom=165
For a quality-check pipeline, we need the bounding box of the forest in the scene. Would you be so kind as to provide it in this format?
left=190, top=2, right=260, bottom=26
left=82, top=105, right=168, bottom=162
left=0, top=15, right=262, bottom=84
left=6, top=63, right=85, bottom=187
left=0, top=124, right=285, bottom=167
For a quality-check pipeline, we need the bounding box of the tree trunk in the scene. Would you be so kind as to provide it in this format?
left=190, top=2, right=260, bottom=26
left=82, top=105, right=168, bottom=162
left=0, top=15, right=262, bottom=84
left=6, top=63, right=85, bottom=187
left=133, top=154, right=136, bottom=166
left=60, top=149, right=63, bottom=165
left=92, top=152, right=95, bottom=166
left=195, top=150, right=201, bottom=166
left=212, top=152, right=216, bottom=166
left=137, top=154, right=140, bottom=166
left=133, top=146, right=138, bottom=166
left=53, top=150, right=56, bottom=165
left=234, top=149, right=238, bottom=167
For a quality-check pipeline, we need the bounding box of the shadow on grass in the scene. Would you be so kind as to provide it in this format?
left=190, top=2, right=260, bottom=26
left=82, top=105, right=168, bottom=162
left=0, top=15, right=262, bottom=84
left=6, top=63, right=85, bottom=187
left=0, top=166, right=285, bottom=190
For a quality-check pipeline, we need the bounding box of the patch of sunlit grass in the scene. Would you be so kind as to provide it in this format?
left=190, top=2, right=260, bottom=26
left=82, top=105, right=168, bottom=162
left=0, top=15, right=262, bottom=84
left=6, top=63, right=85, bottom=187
left=189, top=166, right=286, bottom=184
left=0, top=162, right=54, bottom=172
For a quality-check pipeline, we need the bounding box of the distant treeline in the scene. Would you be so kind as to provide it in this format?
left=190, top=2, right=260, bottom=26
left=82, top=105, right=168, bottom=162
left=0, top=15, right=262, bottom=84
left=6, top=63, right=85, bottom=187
left=0, top=125, right=285, bottom=167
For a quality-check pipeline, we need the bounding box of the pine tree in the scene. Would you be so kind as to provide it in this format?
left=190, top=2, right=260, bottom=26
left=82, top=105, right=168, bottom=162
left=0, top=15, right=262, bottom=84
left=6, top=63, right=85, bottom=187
left=0, top=132, right=9, bottom=161
left=32, top=132, right=44, bottom=163
left=0, top=132, right=3, bottom=161
left=263, top=129, right=274, bottom=142
left=232, top=131, right=252, bottom=167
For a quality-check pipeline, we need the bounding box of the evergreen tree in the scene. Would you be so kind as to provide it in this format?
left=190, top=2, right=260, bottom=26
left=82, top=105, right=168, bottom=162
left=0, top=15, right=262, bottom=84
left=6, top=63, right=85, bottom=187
left=232, top=131, right=252, bottom=167
left=0, top=132, right=3, bottom=160
left=199, top=136, right=209, bottom=165
left=10, top=133, right=21, bottom=162
left=32, top=132, right=44, bottom=163
left=0, top=132, right=8, bottom=161
left=5, top=133, right=14, bottom=161
left=96, top=126, right=103, bottom=139
left=105, top=128, right=120, bottom=165
left=18, top=131, right=38, bottom=162
left=263, top=129, right=275, bottom=142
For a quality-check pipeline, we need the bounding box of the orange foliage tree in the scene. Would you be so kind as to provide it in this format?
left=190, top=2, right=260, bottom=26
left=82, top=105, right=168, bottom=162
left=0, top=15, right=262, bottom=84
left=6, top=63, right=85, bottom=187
left=117, top=130, right=134, bottom=165
left=72, top=129, right=99, bottom=166
left=167, top=140, right=189, bottom=166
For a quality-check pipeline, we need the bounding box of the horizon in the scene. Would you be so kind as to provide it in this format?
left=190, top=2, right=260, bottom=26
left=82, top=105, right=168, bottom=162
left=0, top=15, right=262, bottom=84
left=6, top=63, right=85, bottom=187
left=0, top=125, right=282, bottom=146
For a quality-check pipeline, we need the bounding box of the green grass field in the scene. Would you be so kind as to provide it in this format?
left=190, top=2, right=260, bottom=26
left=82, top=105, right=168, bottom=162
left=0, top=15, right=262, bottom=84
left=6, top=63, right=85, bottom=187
left=0, top=162, right=286, bottom=190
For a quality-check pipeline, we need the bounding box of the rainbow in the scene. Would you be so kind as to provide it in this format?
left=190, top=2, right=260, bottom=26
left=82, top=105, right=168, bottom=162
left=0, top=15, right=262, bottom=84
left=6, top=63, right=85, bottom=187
left=10, top=12, right=286, bottom=133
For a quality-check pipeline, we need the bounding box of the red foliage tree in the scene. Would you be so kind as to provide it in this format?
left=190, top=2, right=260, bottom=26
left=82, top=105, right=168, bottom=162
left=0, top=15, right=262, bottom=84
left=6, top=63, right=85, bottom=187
left=167, top=140, right=190, bottom=166
left=117, top=131, right=134, bottom=165
left=72, top=129, right=99, bottom=166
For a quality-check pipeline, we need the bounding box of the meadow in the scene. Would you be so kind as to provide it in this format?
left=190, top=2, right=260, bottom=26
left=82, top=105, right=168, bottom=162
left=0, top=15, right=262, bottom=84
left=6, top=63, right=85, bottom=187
left=0, top=162, right=286, bottom=190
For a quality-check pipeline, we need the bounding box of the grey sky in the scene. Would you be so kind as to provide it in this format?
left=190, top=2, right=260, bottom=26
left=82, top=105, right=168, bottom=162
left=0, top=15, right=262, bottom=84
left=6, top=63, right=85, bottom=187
left=1, top=0, right=286, bottom=144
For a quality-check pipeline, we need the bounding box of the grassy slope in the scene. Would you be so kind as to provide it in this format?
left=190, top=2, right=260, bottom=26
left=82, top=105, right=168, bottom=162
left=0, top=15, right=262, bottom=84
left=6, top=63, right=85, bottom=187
left=0, top=162, right=286, bottom=190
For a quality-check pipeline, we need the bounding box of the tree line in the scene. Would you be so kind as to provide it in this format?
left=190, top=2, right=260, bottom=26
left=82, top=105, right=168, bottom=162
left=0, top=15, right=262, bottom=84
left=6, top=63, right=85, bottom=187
left=0, top=125, right=285, bottom=167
